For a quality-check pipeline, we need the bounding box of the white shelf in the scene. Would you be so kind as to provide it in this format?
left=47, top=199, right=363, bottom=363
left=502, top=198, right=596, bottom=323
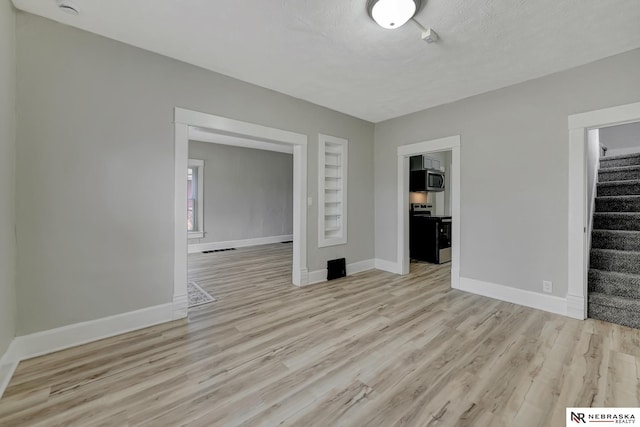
left=318, top=134, right=348, bottom=248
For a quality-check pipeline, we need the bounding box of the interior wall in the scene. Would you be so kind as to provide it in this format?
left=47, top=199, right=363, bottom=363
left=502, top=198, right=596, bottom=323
left=0, top=0, right=17, bottom=357
left=375, top=47, right=640, bottom=298
left=188, top=141, right=293, bottom=244
left=444, top=151, right=452, bottom=216
left=427, top=151, right=452, bottom=216
left=600, top=121, right=640, bottom=156
left=15, top=13, right=374, bottom=335
left=586, top=129, right=601, bottom=259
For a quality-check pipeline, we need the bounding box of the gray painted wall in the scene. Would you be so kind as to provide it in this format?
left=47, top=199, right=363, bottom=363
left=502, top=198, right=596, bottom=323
left=188, top=142, right=293, bottom=244
left=429, top=151, right=451, bottom=216
left=600, top=121, right=640, bottom=156
left=0, top=1, right=17, bottom=357
left=375, top=48, right=640, bottom=298
left=586, top=129, right=601, bottom=259
left=15, top=13, right=374, bottom=335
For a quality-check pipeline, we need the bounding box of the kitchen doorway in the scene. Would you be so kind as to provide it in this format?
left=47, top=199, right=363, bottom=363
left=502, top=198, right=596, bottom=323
left=396, top=136, right=461, bottom=289
left=173, top=108, right=308, bottom=318
left=408, top=151, right=452, bottom=267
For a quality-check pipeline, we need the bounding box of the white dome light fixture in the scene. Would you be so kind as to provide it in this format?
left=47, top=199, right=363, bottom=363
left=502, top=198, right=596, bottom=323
left=367, top=0, right=421, bottom=30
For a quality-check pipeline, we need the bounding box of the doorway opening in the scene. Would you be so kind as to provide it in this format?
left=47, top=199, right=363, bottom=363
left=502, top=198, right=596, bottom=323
left=397, top=135, right=461, bottom=289
left=185, top=133, right=294, bottom=311
left=567, top=101, right=640, bottom=320
left=173, top=108, right=308, bottom=318
left=408, top=150, right=452, bottom=269
left=576, top=116, right=640, bottom=327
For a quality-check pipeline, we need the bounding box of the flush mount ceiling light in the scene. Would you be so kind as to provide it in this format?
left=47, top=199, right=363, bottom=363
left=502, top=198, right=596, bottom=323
left=367, top=0, right=421, bottom=30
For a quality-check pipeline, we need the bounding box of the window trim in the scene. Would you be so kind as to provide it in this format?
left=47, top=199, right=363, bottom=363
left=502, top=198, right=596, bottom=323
left=188, top=158, right=205, bottom=239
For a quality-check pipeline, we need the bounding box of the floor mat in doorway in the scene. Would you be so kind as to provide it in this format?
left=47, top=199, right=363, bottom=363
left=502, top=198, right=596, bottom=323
left=187, top=282, right=216, bottom=308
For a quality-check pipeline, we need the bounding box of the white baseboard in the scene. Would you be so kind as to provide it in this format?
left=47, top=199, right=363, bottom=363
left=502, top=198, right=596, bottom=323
left=348, top=259, right=375, bottom=275
left=4, top=300, right=182, bottom=365
left=0, top=343, right=18, bottom=399
left=305, top=259, right=375, bottom=286
left=172, top=294, right=189, bottom=320
left=0, top=361, right=18, bottom=400
left=294, top=268, right=309, bottom=287
left=0, top=294, right=194, bottom=399
left=188, top=234, right=294, bottom=254
left=307, top=269, right=326, bottom=285
left=0, top=300, right=181, bottom=399
left=566, top=294, right=586, bottom=320
left=458, top=277, right=567, bottom=316
left=374, top=258, right=402, bottom=274
left=450, top=266, right=461, bottom=290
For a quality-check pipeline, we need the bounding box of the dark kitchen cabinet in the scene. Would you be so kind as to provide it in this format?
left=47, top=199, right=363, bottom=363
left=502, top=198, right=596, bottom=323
left=410, top=215, right=452, bottom=264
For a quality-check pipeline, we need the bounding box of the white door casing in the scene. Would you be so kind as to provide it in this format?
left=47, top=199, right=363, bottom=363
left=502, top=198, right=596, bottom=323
left=567, top=101, right=640, bottom=319
left=396, top=135, right=461, bottom=289
left=173, top=108, right=309, bottom=318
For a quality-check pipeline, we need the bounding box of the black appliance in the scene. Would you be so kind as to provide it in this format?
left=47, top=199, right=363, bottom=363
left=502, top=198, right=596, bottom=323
left=409, top=155, right=445, bottom=192
left=410, top=204, right=451, bottom=264
left=410, top=169, right=445, bottom=192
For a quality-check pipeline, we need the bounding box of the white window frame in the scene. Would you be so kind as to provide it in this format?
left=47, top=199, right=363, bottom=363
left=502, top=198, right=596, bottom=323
left=318, top=134, right=348, bottom=247
left=188, top=158, right=205, bottom=239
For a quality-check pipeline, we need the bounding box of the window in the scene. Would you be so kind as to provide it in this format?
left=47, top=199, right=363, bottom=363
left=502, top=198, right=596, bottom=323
left=188, top=159, right=204, bottom=239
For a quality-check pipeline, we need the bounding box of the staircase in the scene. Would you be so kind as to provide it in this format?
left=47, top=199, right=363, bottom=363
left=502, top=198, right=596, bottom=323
left=589, top=152, right=640, bottom=329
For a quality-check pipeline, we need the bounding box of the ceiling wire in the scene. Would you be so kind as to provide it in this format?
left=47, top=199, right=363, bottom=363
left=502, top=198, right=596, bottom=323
left=410, top=17, right=428, bottom=32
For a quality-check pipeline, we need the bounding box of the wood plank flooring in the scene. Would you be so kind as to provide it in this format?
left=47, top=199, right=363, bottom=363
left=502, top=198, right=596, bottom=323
left=1, top=243, right=639, bottom=426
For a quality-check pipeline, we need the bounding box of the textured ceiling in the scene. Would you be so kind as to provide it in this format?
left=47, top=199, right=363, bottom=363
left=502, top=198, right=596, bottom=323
left=12, top=0, right=640, bottom=122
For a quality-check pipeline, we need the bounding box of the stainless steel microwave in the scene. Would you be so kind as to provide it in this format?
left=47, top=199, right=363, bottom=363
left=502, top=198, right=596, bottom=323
left=410, top=169, right=445, bottom=192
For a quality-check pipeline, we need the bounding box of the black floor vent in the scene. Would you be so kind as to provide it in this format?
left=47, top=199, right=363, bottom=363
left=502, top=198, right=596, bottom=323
left=202, top=248, right=236, bottom=254
left=327, top=258, right=346, bottom=280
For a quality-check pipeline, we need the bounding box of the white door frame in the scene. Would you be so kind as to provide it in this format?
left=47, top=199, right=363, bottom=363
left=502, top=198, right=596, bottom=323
left=567, top=101, right=640, bottom=319
left=173, top=108, right=308, bottom=318
left=397, top=135, right=461, bottom=289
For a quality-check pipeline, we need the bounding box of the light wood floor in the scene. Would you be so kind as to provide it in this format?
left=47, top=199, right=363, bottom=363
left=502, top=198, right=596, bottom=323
left=1, top=243, right=639, bottom=426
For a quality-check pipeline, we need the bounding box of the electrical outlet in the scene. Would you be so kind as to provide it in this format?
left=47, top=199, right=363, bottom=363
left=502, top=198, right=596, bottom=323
left=543, top=280, right=553, bottom=293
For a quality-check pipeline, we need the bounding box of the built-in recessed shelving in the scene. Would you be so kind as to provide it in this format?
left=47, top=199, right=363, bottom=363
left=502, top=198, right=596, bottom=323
left=318, top=134, right=348, bottom=247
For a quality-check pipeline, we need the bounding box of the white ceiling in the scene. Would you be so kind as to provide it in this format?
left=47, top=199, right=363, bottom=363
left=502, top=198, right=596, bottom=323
left=12, top=0, right=640, bottom=122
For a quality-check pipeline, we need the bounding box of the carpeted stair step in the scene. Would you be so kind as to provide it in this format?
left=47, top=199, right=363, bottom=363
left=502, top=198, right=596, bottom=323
left=588, top=292, right=640, bottom=329
left=600, top=153, right=640, bottom=169
left=588, top=269, right=640, bottom=299
left=590, top=248, right=640, bottom=275
left=595, top=195, right=640, bottom=213
left=598, top=165, right=640, bottom=182
left=592, top=213, right=640, bottom=231
left=591, top=229, right=640, bottom=251
left=597, top=179, right=640, bottom=197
